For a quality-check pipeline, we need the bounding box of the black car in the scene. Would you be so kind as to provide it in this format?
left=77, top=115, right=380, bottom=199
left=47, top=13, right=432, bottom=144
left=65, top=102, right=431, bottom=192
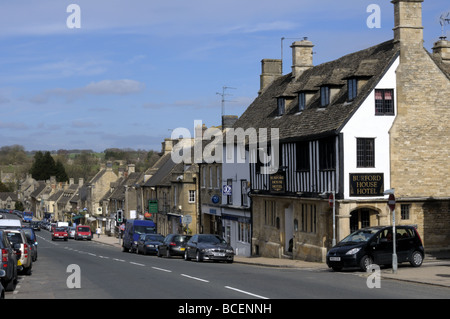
left=326, top=225, right=424, bottom=272
left=136, top=234, right=165, bottom=255
left=0, top=230, right=18, bottom=292
left=184, top=234, right=234, bottom=263
left=157, top=234, right=191, bottom=258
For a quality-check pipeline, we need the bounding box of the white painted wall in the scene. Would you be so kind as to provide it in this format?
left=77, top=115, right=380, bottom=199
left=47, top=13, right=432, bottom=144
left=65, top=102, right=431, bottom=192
left=341, top=56, right=399, bottom=199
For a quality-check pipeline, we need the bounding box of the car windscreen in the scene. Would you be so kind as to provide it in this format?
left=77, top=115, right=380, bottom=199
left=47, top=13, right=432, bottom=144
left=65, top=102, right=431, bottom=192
left=78, top=227, right=90, bottom=232
left=198, top=235, right=226, bottom=244
left=145, top=235, right=164, bottom=242
left=134, top=225, right=156, bottom=234
left=340, top=228, right=379, bottom=243
left=6, top=232, right=23, bottom=244
left=173, top=235, right=190, bottom=242
left=55, top=228, right=66, bottom=232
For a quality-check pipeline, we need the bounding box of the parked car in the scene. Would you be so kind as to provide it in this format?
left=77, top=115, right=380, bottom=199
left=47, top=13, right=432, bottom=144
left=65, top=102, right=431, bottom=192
left=67, top=227, right=76, bottom=239
left=52, top=227, right=68, bottom=241
left=75, top=225, right=92, bottom=240
left=122, top=219, right=156, bottom=253
left=184, top=234, right=234, bottom=263
left=5, top=229, right=32, bottom=275
left=136, top=234, right=165, bottom=255
left=30, top=221, right=40, bottom=231
left=158, top=234, right=191, bottom=258
left=326, top=225, right=424, bottom=272
left=0, top=269, right=6, bottom=299
left=21, top=227, right=38, bottom=262
left=0, top=230, right=18, bottom=292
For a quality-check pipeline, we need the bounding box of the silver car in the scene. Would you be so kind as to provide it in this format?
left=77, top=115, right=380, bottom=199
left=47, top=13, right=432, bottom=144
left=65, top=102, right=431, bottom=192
left=5, top=229, right=33, bottom=275
left=67, top=227, right=76, bottom=239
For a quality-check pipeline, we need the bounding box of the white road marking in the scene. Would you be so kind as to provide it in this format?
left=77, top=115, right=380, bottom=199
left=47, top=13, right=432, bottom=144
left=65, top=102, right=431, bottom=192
left=224, top=286, right=269, bottom=299
left=181, top=274, right=209, bottom=283
left=152, top=266, right=172, bottom=272
left=130, top=262, right=145, bottom=266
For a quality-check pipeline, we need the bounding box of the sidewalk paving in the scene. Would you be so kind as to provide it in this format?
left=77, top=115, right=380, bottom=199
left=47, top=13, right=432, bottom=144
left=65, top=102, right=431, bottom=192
left=91, top=234, right=450, bottom=288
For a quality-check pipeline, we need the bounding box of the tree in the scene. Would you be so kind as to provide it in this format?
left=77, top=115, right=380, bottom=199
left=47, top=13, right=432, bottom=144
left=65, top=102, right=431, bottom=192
left=55, top=160, right=69, bottom=182
left=29, top=151, right=68, bottom=182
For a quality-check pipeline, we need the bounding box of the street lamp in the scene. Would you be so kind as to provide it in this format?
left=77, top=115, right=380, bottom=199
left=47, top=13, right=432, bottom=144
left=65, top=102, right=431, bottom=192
left=384, top=188, right=397, bottom=274
left=320, top=190, right=336, bottom=247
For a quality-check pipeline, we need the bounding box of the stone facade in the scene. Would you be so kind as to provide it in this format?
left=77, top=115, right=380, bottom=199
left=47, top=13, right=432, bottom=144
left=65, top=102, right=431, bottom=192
left=389, top=0, right=450, bottom=250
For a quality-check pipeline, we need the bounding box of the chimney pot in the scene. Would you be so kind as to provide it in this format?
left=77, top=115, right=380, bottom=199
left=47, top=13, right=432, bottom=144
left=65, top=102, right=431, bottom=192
left=259, top=59, right=282, bottom=94
left=291, top=39, right=314, bottom=79
left=432, top=38, right=450, bottom=64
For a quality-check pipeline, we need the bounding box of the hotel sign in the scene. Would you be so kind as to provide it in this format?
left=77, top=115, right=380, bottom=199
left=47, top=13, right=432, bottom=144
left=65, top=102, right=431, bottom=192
left=350, top=173, right=384, bottom=196
left=269, top=173, right=285, bottom=193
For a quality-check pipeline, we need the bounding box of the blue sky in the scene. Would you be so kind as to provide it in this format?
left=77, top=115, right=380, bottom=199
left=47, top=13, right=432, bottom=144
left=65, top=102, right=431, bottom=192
left=0, top=0, right=448, bottom=152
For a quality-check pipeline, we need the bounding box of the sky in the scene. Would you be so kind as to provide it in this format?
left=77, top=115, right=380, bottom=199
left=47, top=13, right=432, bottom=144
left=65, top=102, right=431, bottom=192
left=0, top=0, right=448, bottom=152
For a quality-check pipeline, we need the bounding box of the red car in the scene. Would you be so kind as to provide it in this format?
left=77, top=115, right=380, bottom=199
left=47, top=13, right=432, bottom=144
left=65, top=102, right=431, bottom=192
left=52, top=227, right=68, bottom=241
left=75, top=225, right=92, bottom=241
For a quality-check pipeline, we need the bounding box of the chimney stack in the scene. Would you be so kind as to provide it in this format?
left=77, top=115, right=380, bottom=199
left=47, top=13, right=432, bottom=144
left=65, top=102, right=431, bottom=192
left=222, top=115, right=238, bottom=129
left=291, top=37, right=314, bottom=79
left=259, top=59, right=282, bottom=94
left=392, top=0, right=424, bottom=46
left=162, top=138, right=173, bottom=154
left=432, top=38, right=450, bottom=64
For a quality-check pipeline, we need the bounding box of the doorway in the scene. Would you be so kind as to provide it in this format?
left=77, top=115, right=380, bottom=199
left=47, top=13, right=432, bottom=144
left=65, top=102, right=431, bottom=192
left=350, top=208, right=375, bottom=233
left=285, top=205, right=294, bottom=253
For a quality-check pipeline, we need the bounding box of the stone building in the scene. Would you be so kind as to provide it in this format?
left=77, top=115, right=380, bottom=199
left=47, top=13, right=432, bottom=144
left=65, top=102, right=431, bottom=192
left=232, top=0, right=449, bottom=262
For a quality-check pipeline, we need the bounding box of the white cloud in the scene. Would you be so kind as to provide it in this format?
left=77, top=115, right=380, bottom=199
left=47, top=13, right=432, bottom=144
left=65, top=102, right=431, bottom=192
left=31, top=79, right=145, bottom=103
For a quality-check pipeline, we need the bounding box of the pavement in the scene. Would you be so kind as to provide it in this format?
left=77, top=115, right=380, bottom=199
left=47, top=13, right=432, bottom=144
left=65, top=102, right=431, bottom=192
left=91, top=234, right=450, bottom=289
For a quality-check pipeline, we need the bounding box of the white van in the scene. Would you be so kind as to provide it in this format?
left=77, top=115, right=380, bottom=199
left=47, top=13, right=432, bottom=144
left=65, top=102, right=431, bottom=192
left=0, top=219, right=22, bottom=229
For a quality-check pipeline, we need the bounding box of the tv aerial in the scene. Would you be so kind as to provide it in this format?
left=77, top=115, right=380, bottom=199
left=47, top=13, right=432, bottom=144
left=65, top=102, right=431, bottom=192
left=216, top=86, right=236, bottom=116
left=439, top=12, right=450, bottom=38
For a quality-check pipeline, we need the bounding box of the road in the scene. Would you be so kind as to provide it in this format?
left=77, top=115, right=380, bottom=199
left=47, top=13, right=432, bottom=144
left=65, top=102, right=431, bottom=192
left=6, top=229, right=449, bottom=303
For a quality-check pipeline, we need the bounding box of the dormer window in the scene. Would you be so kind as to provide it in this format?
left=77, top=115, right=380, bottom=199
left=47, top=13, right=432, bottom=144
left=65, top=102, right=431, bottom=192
left=298, top=93, right=306, bottom=111
left=320, top=86, right=330, bottom=107
left=347, top=78, right=357, bottom=101
left=277, top=97, right=285, bottom=115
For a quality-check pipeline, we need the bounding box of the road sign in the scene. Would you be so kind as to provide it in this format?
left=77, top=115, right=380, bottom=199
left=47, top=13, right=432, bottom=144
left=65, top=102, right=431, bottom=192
left=182, top=215, right=192, bottom=225
left=222, top=185, right=232, bottom=196
left=388, top=194, right=396, bottom=211
left=328, top=194, right=334, bottom=207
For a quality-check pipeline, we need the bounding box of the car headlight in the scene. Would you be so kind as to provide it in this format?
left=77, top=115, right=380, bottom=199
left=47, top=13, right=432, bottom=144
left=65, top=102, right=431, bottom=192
left=346, top=248, right=361, bottom=255
left=226, top=249, right=234, bottom=253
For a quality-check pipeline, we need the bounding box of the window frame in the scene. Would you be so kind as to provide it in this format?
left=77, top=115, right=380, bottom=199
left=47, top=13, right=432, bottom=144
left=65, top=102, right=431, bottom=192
left=296, top=141, right=310, bottom=171
left=375, top=89, right=395, bottom=115
left=356, top=138, right=375, bottom=168
left=277, top=97, right=285, bottom=115
left=319, top=136, right=336, bottom=170
left=320, top=86, right=330, bottom=107
left=348, top=78, right=357, bottom=101
left=298, top=92, right=306, bottom=111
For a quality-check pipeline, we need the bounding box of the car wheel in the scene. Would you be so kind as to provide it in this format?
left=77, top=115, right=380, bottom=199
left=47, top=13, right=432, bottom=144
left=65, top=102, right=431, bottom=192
left=184, top=250, right=191, bottom=261
left=331, top=266, right=343, bottom=272
left=359, top=255, right=373, bottom=272
left=409, top=251, right=423, bottom=267
left=196, top=250, right=202, bottom=262
left=4, top=278, right=16, bottom=292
